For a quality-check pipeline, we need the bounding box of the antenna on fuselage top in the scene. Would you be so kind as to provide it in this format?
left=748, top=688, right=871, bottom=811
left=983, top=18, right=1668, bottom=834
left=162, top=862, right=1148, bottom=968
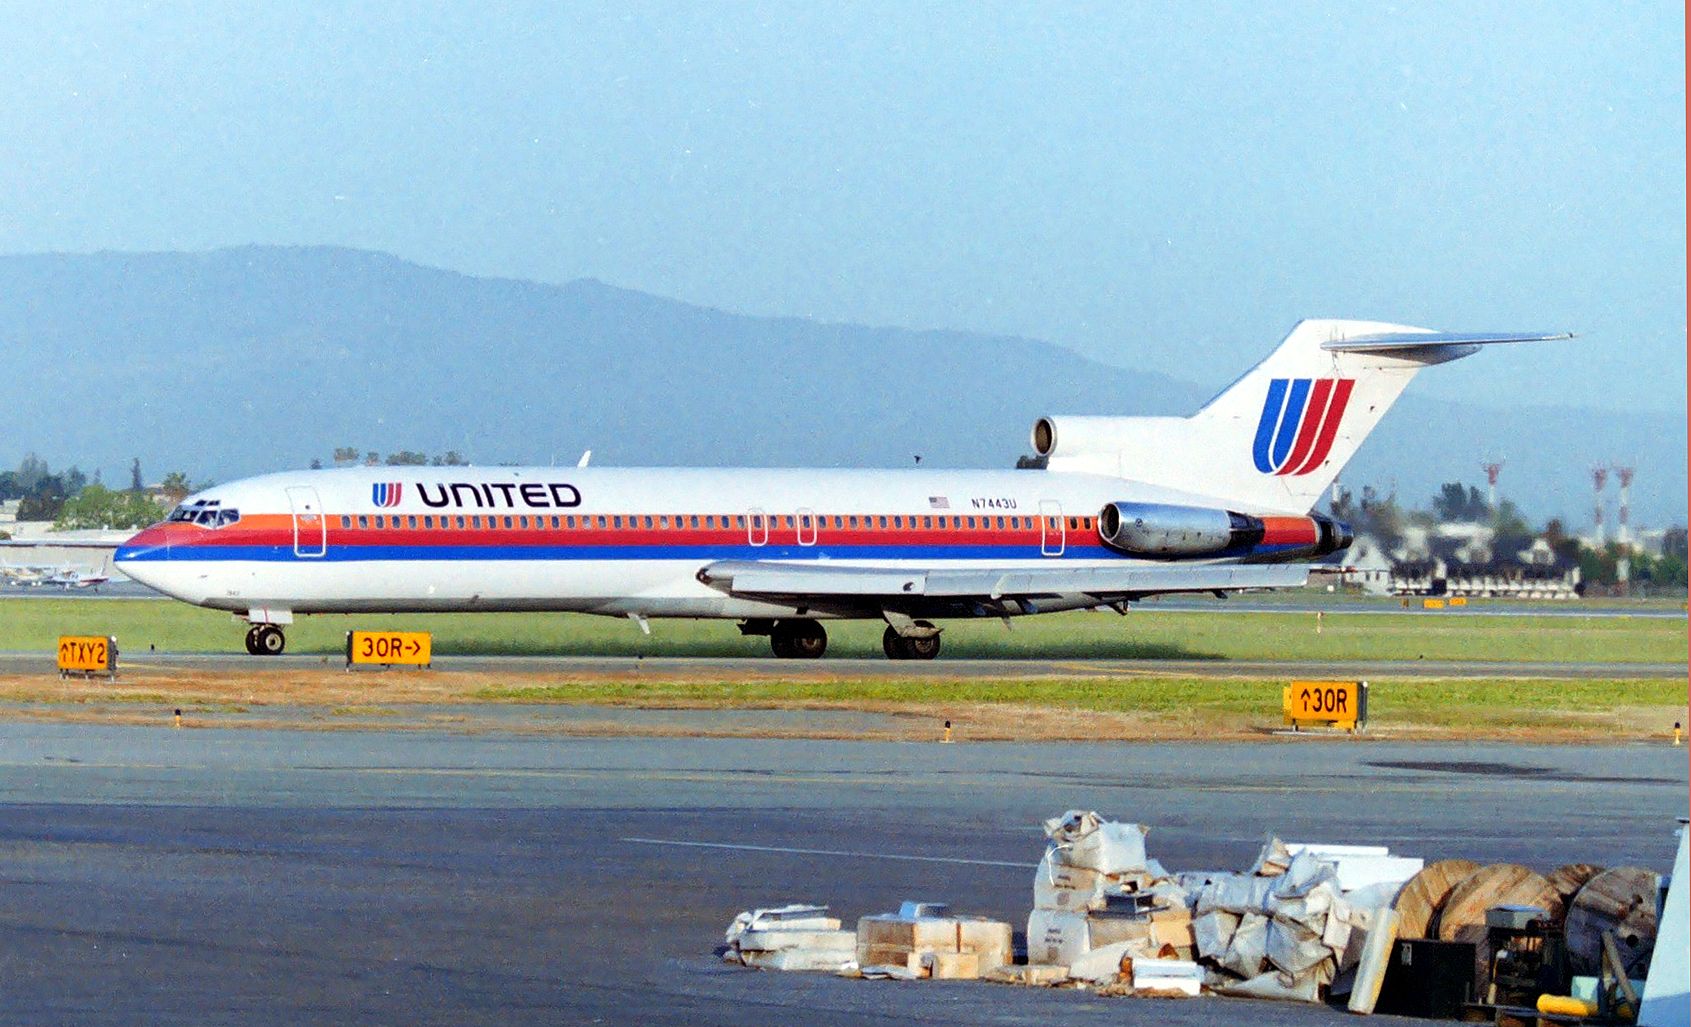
left=578, top=450, right=592, bottom=468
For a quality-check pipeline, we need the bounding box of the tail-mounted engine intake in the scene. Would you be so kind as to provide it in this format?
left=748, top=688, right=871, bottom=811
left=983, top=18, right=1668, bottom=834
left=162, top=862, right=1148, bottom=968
left=1097, top=502, right=1351, bottom=560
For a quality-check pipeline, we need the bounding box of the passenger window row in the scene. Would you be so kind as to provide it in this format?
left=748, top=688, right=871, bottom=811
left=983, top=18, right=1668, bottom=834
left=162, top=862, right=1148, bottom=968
left=332, top=513, right=1095, bottom=532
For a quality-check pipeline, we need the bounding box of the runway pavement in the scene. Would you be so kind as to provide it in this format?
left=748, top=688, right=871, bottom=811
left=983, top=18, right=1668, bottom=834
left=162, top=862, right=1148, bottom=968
left=0, top=649, right=1680, bottom=680
left=0, top=721, right=1683, bottom=1024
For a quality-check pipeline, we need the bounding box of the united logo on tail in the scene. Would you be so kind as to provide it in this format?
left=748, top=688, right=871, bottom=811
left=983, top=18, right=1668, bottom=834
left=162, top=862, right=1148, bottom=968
left=1251, top=378, right=1354, bottom=476
left=371, top=482, right=404, bottom=507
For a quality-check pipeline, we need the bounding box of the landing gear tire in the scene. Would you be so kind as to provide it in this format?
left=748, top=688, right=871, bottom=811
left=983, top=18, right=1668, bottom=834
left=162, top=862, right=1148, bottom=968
left=882, top=624, right=941, bottom=661
left=770, top=619, right=826, bottom=659
left=248, top=624, right=286, bottom=656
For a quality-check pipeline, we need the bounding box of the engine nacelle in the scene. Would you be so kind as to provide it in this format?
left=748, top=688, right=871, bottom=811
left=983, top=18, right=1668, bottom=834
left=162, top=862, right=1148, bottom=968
left=1032, top=416, right=1163, bottom=460
left=1097, top=502, right=1353, bottom=560
left=1097, top=502, right=1265, bottom=557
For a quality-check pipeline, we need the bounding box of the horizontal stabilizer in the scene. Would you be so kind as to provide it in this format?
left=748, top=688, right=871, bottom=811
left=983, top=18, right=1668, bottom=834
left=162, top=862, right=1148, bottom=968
left=1322, top=330, right=1572, bottom=358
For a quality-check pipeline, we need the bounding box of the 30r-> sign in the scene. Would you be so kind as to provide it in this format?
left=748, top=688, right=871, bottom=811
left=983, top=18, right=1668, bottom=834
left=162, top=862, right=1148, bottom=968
left=346, top=631, right=432, bottom=668
left=1282, top=680, right=1367, bottom=732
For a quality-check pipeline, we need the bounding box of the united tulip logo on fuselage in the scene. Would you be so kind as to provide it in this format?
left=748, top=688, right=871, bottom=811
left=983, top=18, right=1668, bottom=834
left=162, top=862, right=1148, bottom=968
left=1252, top=378, right=1354, bottom=476
left=370, top=481, right=584, bottom=510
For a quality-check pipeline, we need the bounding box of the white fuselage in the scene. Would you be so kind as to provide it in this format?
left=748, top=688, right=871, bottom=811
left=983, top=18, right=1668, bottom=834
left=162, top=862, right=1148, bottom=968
left=116, top=464, right=1286, bottom=620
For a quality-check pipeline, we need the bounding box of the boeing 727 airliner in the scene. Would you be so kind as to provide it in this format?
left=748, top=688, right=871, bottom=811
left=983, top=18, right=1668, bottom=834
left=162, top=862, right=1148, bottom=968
left=115, top=320, right=1566, bottom=658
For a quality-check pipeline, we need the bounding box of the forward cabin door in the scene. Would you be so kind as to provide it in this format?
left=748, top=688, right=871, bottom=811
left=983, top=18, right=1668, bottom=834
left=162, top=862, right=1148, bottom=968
left=287, top=486, right=327, bottom=558
left=1039, top=499, right=1065, bottom=557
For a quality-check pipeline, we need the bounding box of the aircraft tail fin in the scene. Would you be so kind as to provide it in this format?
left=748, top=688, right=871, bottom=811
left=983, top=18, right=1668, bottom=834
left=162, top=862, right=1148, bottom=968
left=1036, top=319, right=1570, bottom=514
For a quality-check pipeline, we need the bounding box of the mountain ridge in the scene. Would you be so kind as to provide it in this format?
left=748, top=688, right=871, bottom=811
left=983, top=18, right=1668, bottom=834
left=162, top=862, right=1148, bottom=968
left=3, top=246, right=1682, bottom=525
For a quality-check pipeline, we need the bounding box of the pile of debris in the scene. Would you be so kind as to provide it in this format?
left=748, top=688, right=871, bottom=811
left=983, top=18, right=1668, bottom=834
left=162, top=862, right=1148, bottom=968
left=723, top=901, right=1011, bottom=980
left=1023, top=810, right=1421, bottom=1002
left=721, top=808, right=1677, bottom=1020
left=722, top=904, right=856, bottom=972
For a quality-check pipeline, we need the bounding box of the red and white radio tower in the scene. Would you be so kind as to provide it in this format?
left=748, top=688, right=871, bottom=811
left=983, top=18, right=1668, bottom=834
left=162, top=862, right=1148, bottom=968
left=1590, top=466, right=1610, bottom=545
left=1613, top=465, right=1635, bottom=546
left=1481, top=461, right=1504, bottom=513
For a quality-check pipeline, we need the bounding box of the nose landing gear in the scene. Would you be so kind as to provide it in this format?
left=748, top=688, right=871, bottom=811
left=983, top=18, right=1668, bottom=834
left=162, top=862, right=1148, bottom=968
left=244, top=624, right=286, bottom=656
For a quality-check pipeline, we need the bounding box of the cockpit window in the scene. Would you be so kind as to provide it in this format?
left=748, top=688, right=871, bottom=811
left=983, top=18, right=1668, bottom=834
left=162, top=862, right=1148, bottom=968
left=167, top=501, right=239, bottom=528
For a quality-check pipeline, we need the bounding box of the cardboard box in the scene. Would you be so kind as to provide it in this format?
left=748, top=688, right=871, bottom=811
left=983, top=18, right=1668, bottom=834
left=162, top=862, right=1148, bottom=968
left=925, top=951, right=981, bottom=980
left=957, top=917, right=1013, bottom=970
left=856, top=913, right=1013, bottom=968
left=856, top=914, right=960, bottom=967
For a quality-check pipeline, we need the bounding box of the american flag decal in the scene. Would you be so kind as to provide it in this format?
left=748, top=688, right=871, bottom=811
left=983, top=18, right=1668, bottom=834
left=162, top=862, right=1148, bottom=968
left=928, top=496, right=950, bottom=509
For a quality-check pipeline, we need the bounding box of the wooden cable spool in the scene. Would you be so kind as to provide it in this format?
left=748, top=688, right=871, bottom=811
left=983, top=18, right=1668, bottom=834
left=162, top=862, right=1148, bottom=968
left=1546, top=863, right=1605, bottom=910
left=1391, top=859, right=1482, bottom=939
left=1564, top=867, right=1661, bottom=977
left=1435, top=863, right=1563, bottom=941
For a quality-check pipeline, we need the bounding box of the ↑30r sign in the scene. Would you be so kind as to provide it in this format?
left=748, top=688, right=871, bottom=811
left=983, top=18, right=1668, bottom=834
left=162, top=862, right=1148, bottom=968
left=345, top=631, right=432, bottom=669
left=1282, top=680, right=1367, bottom=732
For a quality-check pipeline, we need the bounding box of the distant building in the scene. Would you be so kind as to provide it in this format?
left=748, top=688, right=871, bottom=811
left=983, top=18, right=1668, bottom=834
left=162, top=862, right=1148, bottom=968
left=1388, top=556, right=1580, bottom=600
left=1334, top=533, right=1393, bottom=595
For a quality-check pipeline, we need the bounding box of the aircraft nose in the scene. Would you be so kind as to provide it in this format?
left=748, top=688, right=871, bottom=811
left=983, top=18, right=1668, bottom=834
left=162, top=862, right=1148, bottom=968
left=115, top=523, right=175, bottom=590
left=116, top=524, right=172, bottom=563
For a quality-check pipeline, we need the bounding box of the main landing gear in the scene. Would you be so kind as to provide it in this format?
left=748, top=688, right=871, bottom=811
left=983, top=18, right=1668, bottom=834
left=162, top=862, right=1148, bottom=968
left=244, top=623, right=286, bottom=656
left=769, top=619, right=827, bottom=659
left=883, top=624, right=940, bottom=661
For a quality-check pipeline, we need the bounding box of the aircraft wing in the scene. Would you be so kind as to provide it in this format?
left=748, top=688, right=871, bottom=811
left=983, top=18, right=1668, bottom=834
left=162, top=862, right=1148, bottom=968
left=698, top=560, right=1308, bottom=604
left=0, top=540, right=123, bottom=550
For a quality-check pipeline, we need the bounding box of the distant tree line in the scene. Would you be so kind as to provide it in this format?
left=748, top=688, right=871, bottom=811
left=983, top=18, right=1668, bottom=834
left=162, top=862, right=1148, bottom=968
left=312, top=447, right=469, bottom=469
left=0, top=454, right=201, bottom=530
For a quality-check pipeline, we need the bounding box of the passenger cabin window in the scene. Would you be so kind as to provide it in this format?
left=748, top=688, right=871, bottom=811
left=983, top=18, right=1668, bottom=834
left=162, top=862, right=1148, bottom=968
left=340, top=516, right=351, bottom=528
left=408, top=516, right=418, bottom=529
left=358, top=516, right=369, bottom=529
left=423, top=516, right=434, bottom=529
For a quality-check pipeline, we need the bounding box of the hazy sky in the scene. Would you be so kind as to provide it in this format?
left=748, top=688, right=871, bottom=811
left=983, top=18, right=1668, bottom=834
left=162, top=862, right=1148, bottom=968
left=4, top=2, right=1684, bottom=412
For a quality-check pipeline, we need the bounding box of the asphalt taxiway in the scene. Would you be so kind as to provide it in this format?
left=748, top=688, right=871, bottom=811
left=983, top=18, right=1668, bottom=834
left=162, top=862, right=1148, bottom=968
left=0, top=722, right=1682, bottom=1024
